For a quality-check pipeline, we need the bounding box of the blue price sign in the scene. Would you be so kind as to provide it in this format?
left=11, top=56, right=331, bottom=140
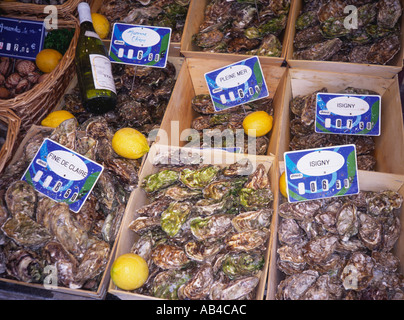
left=109, top=23, right=171, bottom=68
left=21, top=139, right=104, bottom=213
left=204, top=56, right=269, bottom=112
left=0, top=17, right=45, bottom=60
left=315, top=93, right=381, bottom=136
left=284, top=144, right=359, bottom=203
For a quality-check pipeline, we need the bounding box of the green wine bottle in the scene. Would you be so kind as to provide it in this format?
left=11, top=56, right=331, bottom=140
left=75, top=2, right=117, bottom=114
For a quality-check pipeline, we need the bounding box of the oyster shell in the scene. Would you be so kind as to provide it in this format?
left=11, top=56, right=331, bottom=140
left=2, top=213, right=52, bottom=250
left=151, top=243, right=190, bottom=269
left=222, top=252, right=265, bottom=279
left=142, top=169, right=179, bottom=193
left=160, top=201, right=192, bottom=237
left=152, top=269, right=192, bottom=300
left=179, top=166, right=220, bottom=189
left=5, top=180, right=37, bottom=218
left=6, top=248, right=43, bottom=283
left=190, top=214, right=233, bottom=241
left=231, top=208, right=272, bottom=232
left=181, top=263, right=214, bottom=300
left=225, top=228, right=269, bottom=252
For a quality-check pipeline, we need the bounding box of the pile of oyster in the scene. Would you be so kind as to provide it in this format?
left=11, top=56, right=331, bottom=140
left=189, top=94, right=273, bottom=155
left=128, top=159, right=273, bottom=299
left=293, top=0, right=402, bottom=64
left=0, top=58, right=46, bottom=100
left=100, top=0, right=190, bottom=42
left=289, top=87, right=377, bottom=171
left=63, top=61, right=177, bottom=137
left=192, top=0, right=290, bottom=56
left=276, top=190, right=404, bottom=300
left=0, top=117, right=136, bottom=290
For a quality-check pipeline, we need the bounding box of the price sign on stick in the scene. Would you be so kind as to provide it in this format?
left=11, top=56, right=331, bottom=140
left=0, top=17, right=45, bottom=60
left=21, top=139, right=104, bottom=213
left=109, top=23, right=171, bottom=68
left=283, top=144, right=359, bottom=203
left=315, top=93, right=381, bottom=136
left=204, top=56, right=269, bottom=112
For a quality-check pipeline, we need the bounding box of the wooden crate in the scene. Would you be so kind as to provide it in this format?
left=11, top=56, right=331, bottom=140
left=180, top=0, right=294, bottom=66
left=276, top=68, right=404, bottom=175
left=156, top=57, right=288, bottom=157
left=266, top=165, right=404, bottom=300
left=286, top=0, right=404, bottom=78
left=108, top=144, right=278, bottom=300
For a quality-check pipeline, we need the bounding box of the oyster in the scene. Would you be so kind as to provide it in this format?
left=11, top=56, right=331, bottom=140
left=184, top=241, right=223, bottom=262
left=367, top=35, right=401, bottom=65
left=142, top=169, right=179, bottom=193
left=217, top=276, right=259, bottom=300
left=225, top=228, right=269, bottom=252
left=2, top=213, right=52, bottom=250
left=180, top=264, right=214, bottom=300
left=179, top=166, right=220, bottom=189
left=222, top=252, right=265, bottom=279
left=6, top=248, right=43, bottom=283
left=5, top=180, right=37, bottom=218
left=151, top=243, right=190, bottom=269
left=190, top=214, right=233, bottom=241
left=38, top=203, right=89, bottom=258
left=239, top=188, right=273, bottom=210
left=276, top=270, right=319, bottom=300
left=293, top=38, right=343, bottom=61
left=43, top=241, right=79, bottom=288
left=160, top=201, right=192, bottom=237
left=152, top=269, right=192, bottom=300
left=193, top=197, right=235, bottom=216
left=231, top=208, right=272, bottom=232
left=341, top=251, right=375, bottom=291
left=377, top=0, right=402, bottom=29
left=72, top=240, right=110, bottom=289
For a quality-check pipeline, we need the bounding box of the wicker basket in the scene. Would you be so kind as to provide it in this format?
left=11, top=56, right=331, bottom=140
left=0, top=0, right=90, bottom=19
left=0, top=108, right=21, bottom=173
left=0, top=15, right=79, bottom=134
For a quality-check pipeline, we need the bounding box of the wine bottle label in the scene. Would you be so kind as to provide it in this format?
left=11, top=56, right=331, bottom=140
left=85, top=30, right=101, bottom=40
left=89, top=54, right=117, bottom=94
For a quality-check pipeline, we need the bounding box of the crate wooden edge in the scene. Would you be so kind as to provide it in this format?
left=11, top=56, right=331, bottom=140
left=285, top=0, right=404, bottom=79
left=107, top=144, right=277, bottom=300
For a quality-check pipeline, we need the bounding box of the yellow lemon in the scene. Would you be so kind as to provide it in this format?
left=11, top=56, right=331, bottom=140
left=41, top=110, right=75, bottom=128
left=279, top=171, right=288, bottom=199
left=242, top=111, right=273, bottom=137
left=35, top=48, right=63, bottom=73
left=111, top=253, right=149, bottom=291
left=92, top=13, right=110, bottom=39
left=112, top=127, right=150, bottom=159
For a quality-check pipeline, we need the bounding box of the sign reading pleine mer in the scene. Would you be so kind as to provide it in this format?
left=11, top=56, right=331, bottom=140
left=205, top=56, right=269, bottom=112
left=0, top=17, right=45, bottom=60
left=283, top=144, right=359, bottom=203
left=21, top=139, right=104, bottom=213
left=109, top=23, right=171, bottom=68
